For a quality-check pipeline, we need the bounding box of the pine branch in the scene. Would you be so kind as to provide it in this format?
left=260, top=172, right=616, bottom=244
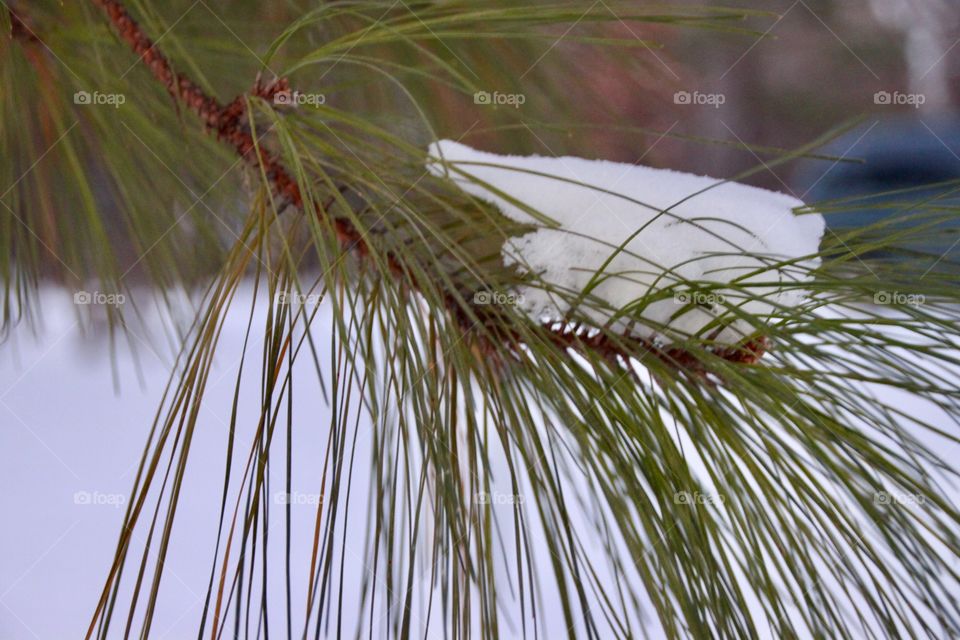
left=9, top=4, right=955, bottom=638
left=88, top=0, right=766, bottom=377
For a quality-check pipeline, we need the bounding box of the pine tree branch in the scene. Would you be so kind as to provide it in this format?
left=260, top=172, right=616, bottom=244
left=87, top=0, right=766, bottom=376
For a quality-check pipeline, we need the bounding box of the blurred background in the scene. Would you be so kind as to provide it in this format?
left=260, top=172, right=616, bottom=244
left=484, top=0, right=960, bottom=184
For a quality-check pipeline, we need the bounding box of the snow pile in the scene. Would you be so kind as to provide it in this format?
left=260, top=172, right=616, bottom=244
left=427, top=140, right=825, bottom=344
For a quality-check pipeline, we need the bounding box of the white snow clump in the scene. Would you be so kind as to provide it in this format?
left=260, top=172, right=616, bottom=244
left=426, top=140, right=824, bottom=344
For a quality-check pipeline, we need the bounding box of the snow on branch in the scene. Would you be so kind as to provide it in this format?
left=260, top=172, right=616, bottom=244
left=87, top=0, right=799, bottom=376
left=428, top=140, right=825, bottom=345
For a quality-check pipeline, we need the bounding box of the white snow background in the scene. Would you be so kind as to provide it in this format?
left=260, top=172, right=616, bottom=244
left=0, top=286, right=663, bottom=639
left=2, top=286, right=959, bottom=638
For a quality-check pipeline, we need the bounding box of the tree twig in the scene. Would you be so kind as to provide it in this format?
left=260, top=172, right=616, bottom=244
left=86, top=0, right=766, bottom=375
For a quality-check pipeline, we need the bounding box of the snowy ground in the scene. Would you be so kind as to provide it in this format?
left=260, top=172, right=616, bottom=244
left=0, top=286, right=340, bottom=639
left=0, top=286, right=659, bottom=639
left=2, top=286, right=958, bottom=638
